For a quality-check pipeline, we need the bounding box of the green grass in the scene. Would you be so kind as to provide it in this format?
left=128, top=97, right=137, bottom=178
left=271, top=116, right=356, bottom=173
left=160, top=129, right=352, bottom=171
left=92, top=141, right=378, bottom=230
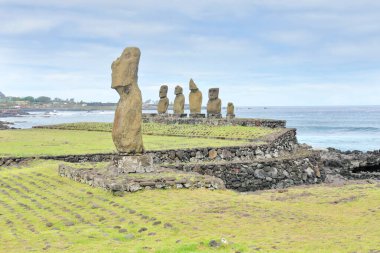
left=35, top=122, right=279, bottom=140
left=1, top=160, right=380, bottom=252
left=0, top=129, right=249, bottom=157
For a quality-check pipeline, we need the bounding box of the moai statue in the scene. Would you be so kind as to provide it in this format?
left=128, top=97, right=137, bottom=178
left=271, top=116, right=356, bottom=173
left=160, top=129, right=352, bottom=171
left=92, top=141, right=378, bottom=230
left=189, top=78, right=203, bottom=117
left=226, top=102, right=235, bottom=119
left=111, top=47, right=144, bottom=153
left=173, top=85, right=185, bottom=115
left=157, top=85, right=169, bottom=114
left=207, top=88, right=222, bottom=118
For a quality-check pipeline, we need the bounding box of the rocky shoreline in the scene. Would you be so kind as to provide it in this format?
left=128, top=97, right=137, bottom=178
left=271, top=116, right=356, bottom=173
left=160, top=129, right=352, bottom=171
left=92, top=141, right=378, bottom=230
left=0, top=120, right=15, bottom=130
left=0, top=109, right=29, bottom=118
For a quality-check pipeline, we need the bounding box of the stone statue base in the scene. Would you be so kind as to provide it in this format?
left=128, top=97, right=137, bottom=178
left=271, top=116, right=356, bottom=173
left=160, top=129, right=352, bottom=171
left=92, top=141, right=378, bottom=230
left=107, top=154, right=156, bottom=174
left=172, top=113, right=187, bottom=118
left=207, top=113, right=222, bottom=119
left=226, top=114, right=235, bottom=120
left=144, top=113, right=158, bottom=117
left=190, top=113, right=205, bottom=118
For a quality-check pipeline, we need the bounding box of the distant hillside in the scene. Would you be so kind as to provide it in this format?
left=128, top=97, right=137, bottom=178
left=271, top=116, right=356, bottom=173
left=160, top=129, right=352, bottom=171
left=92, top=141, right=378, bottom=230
left=0, top=91, right=5, bottom=99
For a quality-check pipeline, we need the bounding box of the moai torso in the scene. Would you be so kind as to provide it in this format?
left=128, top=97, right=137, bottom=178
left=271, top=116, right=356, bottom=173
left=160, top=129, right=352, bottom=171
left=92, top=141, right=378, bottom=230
left=173, top=85, right=185, bottom=114
left=227, top=102, right=234, bottom=115
left=157, top=85, right=169, bottom=114
left=207, top=88, right=221, bottom=115
left=189, top=79, right=202, bottom=114
left=226, top=102, right=235, bottom=118
left=111, top=47, right=144, bottom=153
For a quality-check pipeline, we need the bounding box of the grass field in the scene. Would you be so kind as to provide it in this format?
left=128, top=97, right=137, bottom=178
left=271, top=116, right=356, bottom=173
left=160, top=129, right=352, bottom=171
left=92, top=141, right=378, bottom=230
left=1, top=160, right=379, bottom=253
left=0, top=129, right=249, bottom=157
left=35, top=122, right=280, bottom=140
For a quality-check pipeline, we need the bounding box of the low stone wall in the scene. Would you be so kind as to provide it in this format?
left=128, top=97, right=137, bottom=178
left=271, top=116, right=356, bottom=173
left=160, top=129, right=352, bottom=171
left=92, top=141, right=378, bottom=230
left=165, top=152, right=324, bottom=191
left=145, top=129, right=297, bottom=164
left=0, top=129, right=298, bottom=166
left=0, top=157, right=32, bottom=167
left=58, top=165, right=225, bottom=193
left=142, top=114, right=286, bottom=128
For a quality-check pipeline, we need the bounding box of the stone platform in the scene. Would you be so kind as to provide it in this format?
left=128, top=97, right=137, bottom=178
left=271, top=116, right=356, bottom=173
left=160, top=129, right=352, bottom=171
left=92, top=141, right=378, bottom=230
left=58, top=163, right=225, bottom=193
left=142, top=114, right=286, bottom=128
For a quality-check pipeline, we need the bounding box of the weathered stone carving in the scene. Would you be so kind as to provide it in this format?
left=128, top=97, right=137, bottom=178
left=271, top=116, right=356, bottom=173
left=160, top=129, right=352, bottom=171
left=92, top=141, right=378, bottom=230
left=226, top=102, right=235, bottom=119
left=207, top=88, right=222, bottom=118
left=111, top=47, right=144, bottom=153
left=189, top=79, right=202, bottom=114
left=157, top=85, right=169, bottom=114
left=173, top=85, right=185, bottom=114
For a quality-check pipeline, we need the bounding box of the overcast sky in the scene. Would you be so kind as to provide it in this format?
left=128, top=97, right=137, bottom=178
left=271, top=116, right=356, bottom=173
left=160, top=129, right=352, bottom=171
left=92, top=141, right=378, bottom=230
left=0, top=0, right=379, bottom=106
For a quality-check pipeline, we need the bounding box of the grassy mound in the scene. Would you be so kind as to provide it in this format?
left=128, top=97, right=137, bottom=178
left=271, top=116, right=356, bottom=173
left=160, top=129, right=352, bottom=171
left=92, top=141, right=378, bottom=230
left=0, top=129, right=250, bottom=157
left=35, top=122, right=280, bottom=140
left=1, top=160, right=379, bottom=252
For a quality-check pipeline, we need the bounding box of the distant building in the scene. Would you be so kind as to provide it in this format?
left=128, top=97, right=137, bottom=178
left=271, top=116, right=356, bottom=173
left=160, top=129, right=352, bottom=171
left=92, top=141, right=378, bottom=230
left=0, top=91, right=5, bottom=99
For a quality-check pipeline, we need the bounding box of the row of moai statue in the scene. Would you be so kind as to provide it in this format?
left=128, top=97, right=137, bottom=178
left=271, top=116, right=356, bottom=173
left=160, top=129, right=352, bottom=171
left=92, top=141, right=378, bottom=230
left=157, top=79, right=235, bottom=119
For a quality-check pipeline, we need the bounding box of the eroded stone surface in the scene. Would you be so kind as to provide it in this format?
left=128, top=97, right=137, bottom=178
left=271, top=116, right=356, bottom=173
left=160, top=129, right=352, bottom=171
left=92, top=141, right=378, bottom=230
left=173, top=85, right=185, bottom=114
left=108, top=154, right=156, bottom=174
left=207, top=88, right=221, bottom=118
left=157, top=85, right=169, bottom=114
left=111, top=47, right=144, bottom=153
left=189, top=79, right=202, bottom=114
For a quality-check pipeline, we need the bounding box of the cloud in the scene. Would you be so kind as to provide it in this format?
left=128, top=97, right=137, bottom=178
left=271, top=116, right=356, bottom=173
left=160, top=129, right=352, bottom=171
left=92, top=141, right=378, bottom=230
left=0, top=18, right=58, bottom=35
left=0, top=0, right=379, bottom=106
left=260, top=30, right=318, bottom=46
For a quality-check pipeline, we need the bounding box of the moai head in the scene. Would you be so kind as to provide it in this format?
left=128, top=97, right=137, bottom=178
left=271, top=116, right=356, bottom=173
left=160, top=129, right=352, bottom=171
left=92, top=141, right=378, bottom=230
left=208, top=88, right=219, bottom=100
left=159, top=85, right=168, bottom=98
left=189, top=79, right=198, bottom=92
left=227, top=102, right=233, bottom=107
left=111, top=47, right=140, bottom=89
left=175, top=85, right=183, bottom=95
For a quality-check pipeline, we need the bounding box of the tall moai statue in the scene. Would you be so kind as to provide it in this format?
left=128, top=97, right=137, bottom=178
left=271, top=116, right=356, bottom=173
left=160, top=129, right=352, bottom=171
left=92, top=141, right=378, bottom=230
left=226, top=102, right=235, bottom=119
left=207, top=88, right=222, bottom=118
left=189, top=78, right=203, bottom=116
left=157, top=85, right=169, bottom=114
left=173, top=85, right=185, bottom=115
left=111, top=47, right=144, bottom=153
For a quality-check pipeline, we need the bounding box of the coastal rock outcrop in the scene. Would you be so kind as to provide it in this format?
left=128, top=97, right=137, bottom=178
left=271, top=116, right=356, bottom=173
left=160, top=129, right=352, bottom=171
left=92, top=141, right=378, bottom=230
left=111, top=47, right=144, bottom=153
left=321, top=148, right=380, bottom=181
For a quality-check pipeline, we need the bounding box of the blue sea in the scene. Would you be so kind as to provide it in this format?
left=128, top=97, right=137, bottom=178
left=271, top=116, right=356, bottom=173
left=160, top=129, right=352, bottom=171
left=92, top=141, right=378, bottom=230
left=1, top=106, right=379, bottom=152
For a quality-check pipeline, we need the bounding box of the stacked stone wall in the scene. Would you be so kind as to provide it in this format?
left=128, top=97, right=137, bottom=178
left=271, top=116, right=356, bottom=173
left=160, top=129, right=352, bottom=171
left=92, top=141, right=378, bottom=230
left=166, top=153, right=324, bottom=191
left=142, top=114, right=286, bottom=128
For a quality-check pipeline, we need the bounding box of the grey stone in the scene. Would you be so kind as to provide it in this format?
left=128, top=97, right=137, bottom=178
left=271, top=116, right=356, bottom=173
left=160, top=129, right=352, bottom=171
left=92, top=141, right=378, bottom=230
left=305, top=167, right=314, bottom=177
left=254, top=169, right=266, bottom=179
left=209, top=240, right=221, bottom=248
left=125, top=234, right=135, bottom=239
left=111, top=154, right=156, bottom=173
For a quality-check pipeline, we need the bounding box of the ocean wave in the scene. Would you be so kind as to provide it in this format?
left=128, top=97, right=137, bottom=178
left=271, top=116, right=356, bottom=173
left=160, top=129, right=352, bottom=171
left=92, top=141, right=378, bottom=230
left=297, top=126, right=380, bottom=133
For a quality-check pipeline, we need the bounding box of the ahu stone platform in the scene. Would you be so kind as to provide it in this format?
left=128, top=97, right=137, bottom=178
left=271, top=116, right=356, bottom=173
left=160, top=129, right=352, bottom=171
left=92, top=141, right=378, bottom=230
left=142, top=114, right=286, bottom=128
left=58, top=163, right=225, bottom=193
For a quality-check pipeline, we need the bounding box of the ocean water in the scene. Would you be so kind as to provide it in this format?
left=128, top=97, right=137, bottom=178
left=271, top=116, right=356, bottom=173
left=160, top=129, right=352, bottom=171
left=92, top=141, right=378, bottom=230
left=236, top=106, right=380, bottom=152
left=1, top=106, right=379, bottom=152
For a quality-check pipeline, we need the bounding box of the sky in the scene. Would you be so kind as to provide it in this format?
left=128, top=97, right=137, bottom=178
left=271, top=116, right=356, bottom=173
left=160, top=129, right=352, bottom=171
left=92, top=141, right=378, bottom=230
left=0, top=0, right=379, bottom=106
